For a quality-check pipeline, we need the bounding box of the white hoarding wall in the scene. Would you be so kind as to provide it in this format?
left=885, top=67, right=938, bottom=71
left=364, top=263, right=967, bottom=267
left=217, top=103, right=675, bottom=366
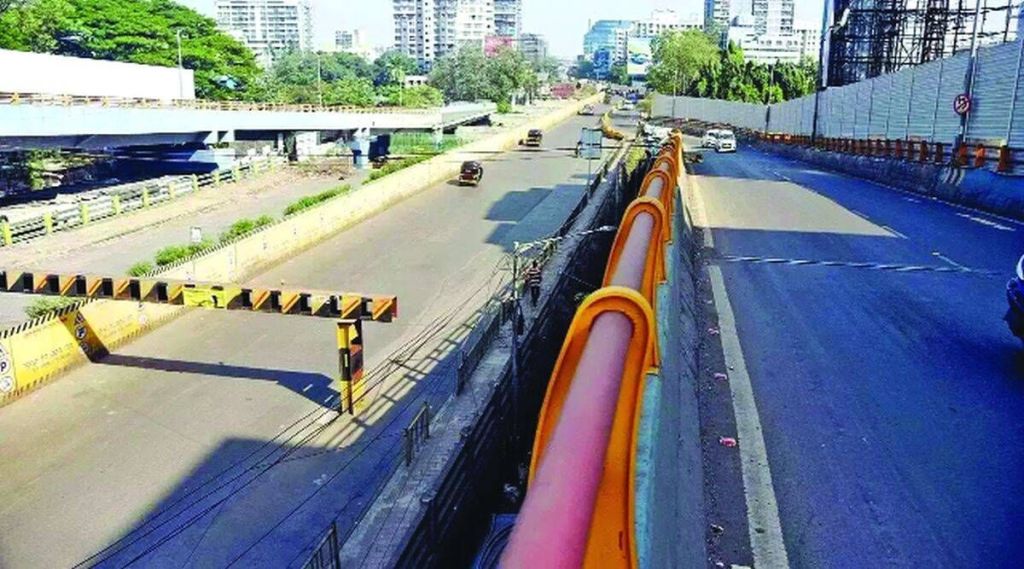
left=654, top=38, right=1024, bottom=146
left=0, top=49, right=196, bottom=100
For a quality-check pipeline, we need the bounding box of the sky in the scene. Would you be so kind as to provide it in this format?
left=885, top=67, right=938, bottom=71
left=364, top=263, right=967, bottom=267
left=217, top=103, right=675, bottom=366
left=178, top=0, right=826, bottom=59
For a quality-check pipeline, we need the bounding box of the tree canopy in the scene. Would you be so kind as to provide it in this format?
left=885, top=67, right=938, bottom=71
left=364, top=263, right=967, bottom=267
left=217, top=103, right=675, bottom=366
left=0, top=0, right=261, bottom=100
left=648, top=30, right=818, bottom=103
left=429, top=45, right=538, bottom=104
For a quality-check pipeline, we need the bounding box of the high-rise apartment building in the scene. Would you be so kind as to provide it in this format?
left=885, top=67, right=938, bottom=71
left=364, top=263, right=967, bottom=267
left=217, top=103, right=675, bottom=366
left=704, top=0, right=731, bottom=37
left=519, top=33, right=548, bottom=64
left=494, top=0, right=522, bottom=38
left=752, top=0, right=793, bottom=36
left=393, top=0, right=495, bottom=69
left=336, top=29, right=376, bottom=60
left=215, top=0, right=312, bottom=67
left=631, top=9, right=703, bottom=39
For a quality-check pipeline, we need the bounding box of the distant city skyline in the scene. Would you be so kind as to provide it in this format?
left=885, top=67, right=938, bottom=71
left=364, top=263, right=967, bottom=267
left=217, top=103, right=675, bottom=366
left=176, top=0, right=825, bottom=58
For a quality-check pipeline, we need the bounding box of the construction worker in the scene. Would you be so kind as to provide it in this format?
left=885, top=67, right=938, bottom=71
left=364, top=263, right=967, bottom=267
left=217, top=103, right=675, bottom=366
left=524, top=261, right=542, bottom=307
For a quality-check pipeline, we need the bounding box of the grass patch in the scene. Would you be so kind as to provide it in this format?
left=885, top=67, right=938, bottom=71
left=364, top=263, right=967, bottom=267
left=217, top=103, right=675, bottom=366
left=25, top=297, right=78, bottom=319
left=389, top=132, right=462, bottom=157
left=283, top=185, right=351, bottom=217
left=219, top=215, right=276, bottom=244
left=368, top=155, right=431, bottom=182
left=127, top=261, right=154, bottom=277
left=154, top=239, right=215, bottom=267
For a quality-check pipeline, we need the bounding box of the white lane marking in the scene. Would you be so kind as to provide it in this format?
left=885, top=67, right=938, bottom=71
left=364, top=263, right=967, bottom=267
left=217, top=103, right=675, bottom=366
left=903, top=197, right=921, bottom=204
left=709, top=265, right=791, bottom=569
left=933, top=251, right=969, bottom=271
left=302, top=383, right=313, bottom=393
left=955, top=212, right=1015, bottom=232
left=690, top=174, right=791, bottom=569
left=881, top=225, right=908, bottom=239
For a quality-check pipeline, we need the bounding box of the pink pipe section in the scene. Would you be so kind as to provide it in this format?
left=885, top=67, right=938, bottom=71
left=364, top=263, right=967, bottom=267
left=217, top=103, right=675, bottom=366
left=501, top=312, right=632, bottom=569
left=501, top=214, right=656, bottom=568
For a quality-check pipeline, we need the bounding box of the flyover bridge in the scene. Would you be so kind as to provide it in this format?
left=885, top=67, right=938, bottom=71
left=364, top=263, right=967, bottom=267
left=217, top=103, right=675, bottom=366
left=0, top=92, right=496, bottom=150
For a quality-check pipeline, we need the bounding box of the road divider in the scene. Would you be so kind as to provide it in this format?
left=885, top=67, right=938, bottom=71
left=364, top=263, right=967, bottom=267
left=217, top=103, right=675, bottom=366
left=0, top=93, right=603, bottom=408
left=503, top=130, right=703, bottom=568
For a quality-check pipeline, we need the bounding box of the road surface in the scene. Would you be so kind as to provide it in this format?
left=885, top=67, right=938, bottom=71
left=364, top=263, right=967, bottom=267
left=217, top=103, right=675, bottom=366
left=0, top=104, right=632, bottom=568
left=0, top=101, right=565, bottom=330
left=690, top=139, right=1024, bottom=568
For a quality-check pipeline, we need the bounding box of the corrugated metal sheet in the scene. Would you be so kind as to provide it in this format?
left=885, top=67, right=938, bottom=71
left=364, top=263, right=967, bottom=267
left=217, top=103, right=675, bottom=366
left=868, top=75, right=892, bottom=137
left=934, top=52, right=971, bottom=143
left=801, top=96, right=816, bottom=135
left=887, top=66, right=914, bottom=140
left=908, top=57, right=944, bottom=139
left=853, top=81, right=871, bottom=138
left=967, top=40, right=1020, bottom=142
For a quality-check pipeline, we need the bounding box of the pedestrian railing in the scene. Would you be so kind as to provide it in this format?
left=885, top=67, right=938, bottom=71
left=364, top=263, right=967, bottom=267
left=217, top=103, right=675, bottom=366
left=0, top=156, right=285, bottom=247
left=0, top=91, right=433, bottom=115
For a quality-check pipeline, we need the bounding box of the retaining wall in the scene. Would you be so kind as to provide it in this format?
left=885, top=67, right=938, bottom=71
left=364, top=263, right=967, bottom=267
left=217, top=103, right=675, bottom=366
left=0, top=94, right=603, bottom=408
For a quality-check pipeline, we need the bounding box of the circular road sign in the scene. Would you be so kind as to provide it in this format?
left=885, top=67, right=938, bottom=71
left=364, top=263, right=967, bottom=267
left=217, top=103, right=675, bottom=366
left=954, top=93, right=972, bottom=116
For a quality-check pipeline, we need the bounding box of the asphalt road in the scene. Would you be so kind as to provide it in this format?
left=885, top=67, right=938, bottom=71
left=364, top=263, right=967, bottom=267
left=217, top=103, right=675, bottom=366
left=691, top=140, right=1024, bottom=568
left=0, top=105, right=631, bottom=568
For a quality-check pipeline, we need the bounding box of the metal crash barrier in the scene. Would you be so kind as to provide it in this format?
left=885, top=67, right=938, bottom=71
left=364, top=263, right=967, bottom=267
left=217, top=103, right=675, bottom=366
left=502, top=132, right=685, bottom=568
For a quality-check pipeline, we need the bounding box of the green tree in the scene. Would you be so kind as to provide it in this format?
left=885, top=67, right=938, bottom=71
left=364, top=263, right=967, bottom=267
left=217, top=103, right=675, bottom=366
left=647, top=29, right=719, bottom=96
left=485, top=47, right=535, bottom=104
left=379, top=84, right=444, bottom=108
left=0, top=0, right=261, bottom=100
left=429, top=45, right=491, bottom=101
left=609, top=62, right=628, bottom=85
left=373, top=50, right=418, bottom=87
left=572, top=59, right=595, bottom=80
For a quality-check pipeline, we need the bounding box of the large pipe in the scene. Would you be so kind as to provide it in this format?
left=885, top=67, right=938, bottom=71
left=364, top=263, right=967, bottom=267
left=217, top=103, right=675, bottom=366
left=503, top=147, right=677, bottom=568
left=501, top=312, right=633, bottom=568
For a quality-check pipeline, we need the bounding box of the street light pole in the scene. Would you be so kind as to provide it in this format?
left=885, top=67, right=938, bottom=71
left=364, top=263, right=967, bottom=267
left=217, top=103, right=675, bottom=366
left=316, top=52, right=324, bottom=108
left=176, top=30, right=185, bottom=100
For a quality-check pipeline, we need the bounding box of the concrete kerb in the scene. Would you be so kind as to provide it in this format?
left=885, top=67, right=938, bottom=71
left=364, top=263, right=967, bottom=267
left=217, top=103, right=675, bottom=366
left=0, top=94, right=604, bottom=408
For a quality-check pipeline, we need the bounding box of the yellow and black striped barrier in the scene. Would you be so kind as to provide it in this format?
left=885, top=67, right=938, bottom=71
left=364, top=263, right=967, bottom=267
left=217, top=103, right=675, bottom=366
left=0, top=270, right=397, bottom=415
left=0, top=270, right=398, bottom=322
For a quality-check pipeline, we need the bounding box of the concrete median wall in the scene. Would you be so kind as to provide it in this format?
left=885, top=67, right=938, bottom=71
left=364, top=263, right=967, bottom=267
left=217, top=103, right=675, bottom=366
left=634, top=170, right=705, bottom=568
left=0, top=95, right=603, bottom=408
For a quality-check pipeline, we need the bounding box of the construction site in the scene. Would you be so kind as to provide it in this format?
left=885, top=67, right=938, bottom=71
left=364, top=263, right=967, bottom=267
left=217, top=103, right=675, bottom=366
left=827, top=0, right=1021, bottom=85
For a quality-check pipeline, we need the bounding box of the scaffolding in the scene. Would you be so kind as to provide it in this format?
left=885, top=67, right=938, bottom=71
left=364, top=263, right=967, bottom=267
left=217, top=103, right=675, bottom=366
left=826, top=0, right=1019, bottom=86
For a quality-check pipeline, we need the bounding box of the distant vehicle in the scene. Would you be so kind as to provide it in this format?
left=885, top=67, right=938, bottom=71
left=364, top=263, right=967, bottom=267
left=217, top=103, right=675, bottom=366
left=715, top=130, right=737, bottom=153
left=578, top=104, right=596, bottom=116
left=520, top=129, right=543, bottom=147
left=1006, top=255, right=1024, bottom=345
left=621, top=101, right=636, bottom=111
left=458, top=161, right=484, bottom=186
left=702, top=129, right=721, bottom=148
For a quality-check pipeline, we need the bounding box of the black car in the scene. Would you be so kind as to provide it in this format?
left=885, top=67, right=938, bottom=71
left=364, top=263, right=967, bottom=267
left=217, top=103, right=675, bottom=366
left=521, top=129, right=543, bottom=147
left=459, top=161, right=484, bottom=186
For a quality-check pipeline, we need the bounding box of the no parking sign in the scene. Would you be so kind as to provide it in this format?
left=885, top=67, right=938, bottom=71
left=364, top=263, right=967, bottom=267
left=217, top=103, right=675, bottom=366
left=953, top=93, right=972, bottom=116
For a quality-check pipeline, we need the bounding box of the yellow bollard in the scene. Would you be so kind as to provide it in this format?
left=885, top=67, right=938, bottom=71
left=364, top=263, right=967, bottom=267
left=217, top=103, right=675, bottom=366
left=79, top=203, right=90, bottom=225
left=1, top=221, right=12, bottom=246
left=233, top=165, right=242, bottom=182
left=191, top=174, right=199, bottom=193
left=112, top=195, right=122, bottom=215
left=167, top=182, right=175, bottom=199
left=43, top=212, right=53, bottom=234
left=213, top=171, right=221, bottom=188
left=142, top=188, right=151, bottom=208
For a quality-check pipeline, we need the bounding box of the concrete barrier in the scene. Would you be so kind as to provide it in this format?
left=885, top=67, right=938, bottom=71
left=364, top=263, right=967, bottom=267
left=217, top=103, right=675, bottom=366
left=0, top=95, right=603, bottom=408
left=634, top=157, right=704, bottom=569
left=750, top=140, right=1024, bottom=221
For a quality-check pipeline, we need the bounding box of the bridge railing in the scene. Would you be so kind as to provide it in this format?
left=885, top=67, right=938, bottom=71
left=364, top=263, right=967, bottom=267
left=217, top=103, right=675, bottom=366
left=500, top=132, right=684, bottom=569
left=0, top=156, right=284, bottom=247
left=0, top=91, right=436, bottom=115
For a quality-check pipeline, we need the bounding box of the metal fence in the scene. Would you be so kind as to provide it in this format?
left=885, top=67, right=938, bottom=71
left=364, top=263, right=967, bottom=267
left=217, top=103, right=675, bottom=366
left=654, top=37, right=1024, bottom=147
left=0, top=91, right=434, bottom=115
left=0, top=156, right=284, bottom=246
